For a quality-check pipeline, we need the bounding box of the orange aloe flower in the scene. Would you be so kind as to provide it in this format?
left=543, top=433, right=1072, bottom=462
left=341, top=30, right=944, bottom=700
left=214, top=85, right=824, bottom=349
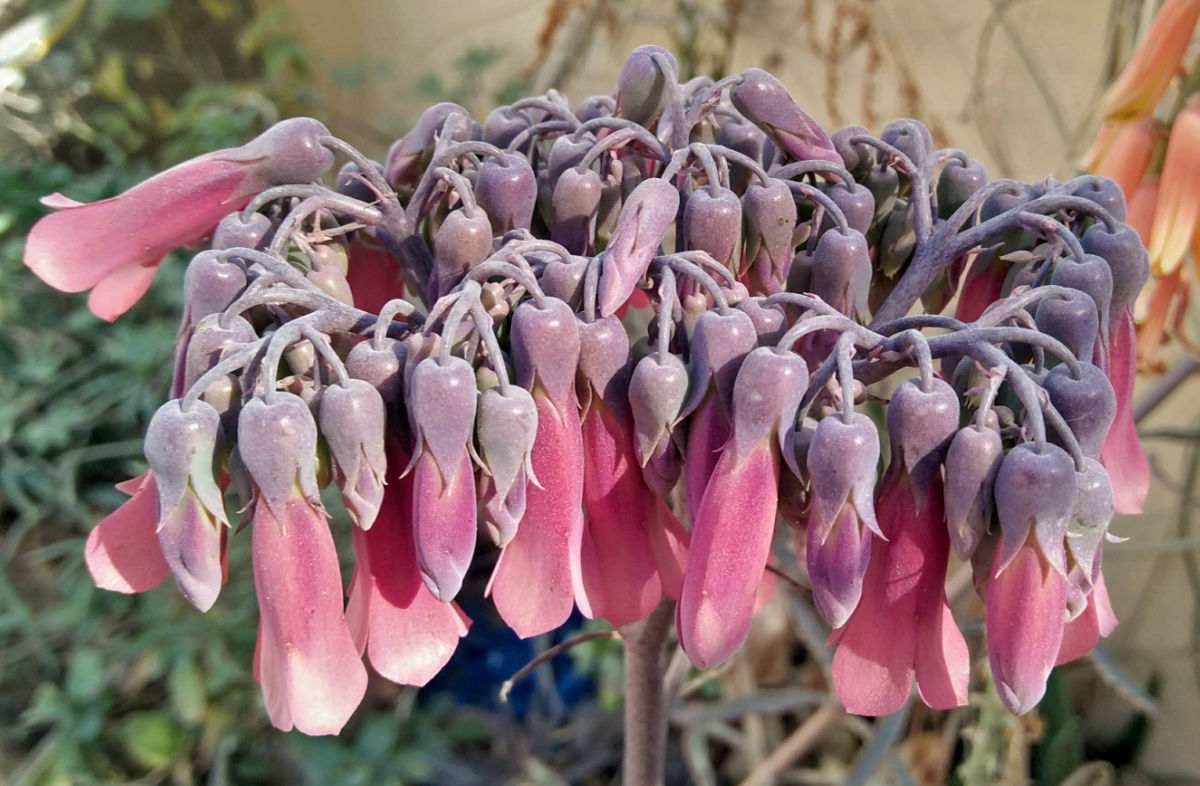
left=1083, top=117, right=1163, bottom=198
left=1099, top=0, right=1200, bottom=121
left=1149, top=98, right=1200, bottom=274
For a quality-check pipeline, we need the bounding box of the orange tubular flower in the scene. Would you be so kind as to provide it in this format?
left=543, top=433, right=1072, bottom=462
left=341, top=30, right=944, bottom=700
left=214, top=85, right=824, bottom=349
left=1083, top=118, right=1163, bottom=199
left=1149, top=99, right=1200, bottom=275
left=1099, top=0, right=1200, bottom=121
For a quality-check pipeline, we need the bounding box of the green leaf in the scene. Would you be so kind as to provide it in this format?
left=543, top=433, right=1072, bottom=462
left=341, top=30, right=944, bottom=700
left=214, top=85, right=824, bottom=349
left=121, top=711, right=186, bottom=770
left=168, top=656, right=206, bottom=725
left=64, top=647, right=105, bottom=702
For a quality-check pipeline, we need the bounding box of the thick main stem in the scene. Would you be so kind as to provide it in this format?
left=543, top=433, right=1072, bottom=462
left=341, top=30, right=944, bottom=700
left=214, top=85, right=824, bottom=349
left=622, top=600, right=675, bottom=786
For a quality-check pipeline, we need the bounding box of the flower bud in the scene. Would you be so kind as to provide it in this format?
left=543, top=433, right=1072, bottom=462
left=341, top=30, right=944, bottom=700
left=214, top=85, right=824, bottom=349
left=539, top=255, right=588, bottom=305
left=385, top=102, right=470, bottom=187
left=334, top=160, right=382, bottom=204
left=615, top=45, right=676, bottom=126
left=408, top=356, right=478, bottom=479
left=577, top=315, right=631, bottom=411
left=936, top=157, right=988, bottom=219
left=319, top=379, right=387, bottom=529
left=881, top=119, right=933, bottom=164
left=729, top=347, right=810, bottom=465
left=598, top=178, right=679, bottom=316
left=742, top=178, right=798, bottom=293
left=887, top=377, right=959, bottom=495
left=184, top=314, right=256, bottom=389
left=683, top=185, right=742, bottom=267
left=238, top=117, right=336, bottom=186
left=824, top=182, right=876, bottom=235
left=715, top=117, right=767, bottom=193
left=212, top=211, right=271, bottom=251
left=1034, top=289, right=1100, bottom=362
left=1080, top=222, right=1148, bottom=314
left=483, top=105, right=529, bottom=148
left=184, top=250, right=247, bottom=324
left=477, top=384, right=539, bottom=546
left=731, top=68, right=840, bottom=163
left=809, top=227, right=872, bottom=319
left=511, top=297, right=581, bottom=408
left=680, top=308, right=757, bottom=417
left=476, top=153, right=537, bottom=234
left=433, top=207, right=493, bottom=298
left=345, top=338, right=406, bottom=407
left=737, top=296, right=786, bottom=344
left=575, top=96, right=613, bottom=123
left=551, top=167, right=603, bottom=254
left=629, top=352, right=689, bottom=464
left=307, top=266, right=355, bottom=305
left=238, top=392, right=321, bottom=520
left=806, top=413, right=881, bottom=540
left=1041, top=362, right=1116, bottom=458
left=1050, top=253, right=1114, bottom=335
left=1068, top=175, right=1126, bottom=222
left=993, top=442, right=1077, bottom=576
left=832, top=125, right=874, bottom=174
left=944, top=424, right=1003, bottom=559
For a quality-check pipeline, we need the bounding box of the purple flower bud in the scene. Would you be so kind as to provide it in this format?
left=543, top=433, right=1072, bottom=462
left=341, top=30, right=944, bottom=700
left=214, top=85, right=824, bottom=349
left=831, top=125, right=874, bottom=173
left=937, top=158, right=988, bottom=219
left=615, top=45, right=677, bottom=126
left=433, top=207, right=493, bottom=298
left=886, top=377, right=959, bottom=496
left=731, top=68, right=840, bottom=164
left=683, top=185, right=742, bottom=267
left=1034, top=289, right=1100, bottom=363
left=546, top=134, right=595, bottom=189
left=476, top=153, right=537, bottom=234
left=824, top=182, right=876, bottom=235
left=346, top=337, right=407, bottom=407
left=1068, top=175, right=1126, bottom=223
left=1041, top=362, right=1116, bottom=458
left=806, top=413, right=881, bottom=541
left=575, top=95, right=614, bottom=123
left=1080, top=222, right=1148, bottom=314
left=944, top=424, right=1003, bottom=560
left=385, top=102, right=470, bottom=187
left=598, top=178, right=679, bottom=316
left=993, top=442, right=1077, bottom=577
left=539, top=255, right=588, bottom=305
left=319, top=380, right=387, bottom=529
left=880, top=119, right=932, bottom=164
left=238, top=392, right=321, bottom=521
left=477, top=384, right=539, bottom=546
left=737, top=296, right=787, bottom=344
left=238, top=117, right=336, bottom=186
left=680, top=308, right=757, bottom=417
left=334, top=160, right=382, bottom=203
left=184, top=250, right=247, bottom=324
left=483, top=105, right=530, bottom=148
left=786, top=248, right=815, bottom=294
left=212, top=211, right=271, bottom=251
left=629, top=352, right=689, bottom=464
left=809, top=228, right=872, bottom=319
left=550, top=167, right=603, bottom=254
left=806, top=505, right=873, bottom=629
left=577, top=315, right=631, bottom=411
left=1050, top=254, right=1114, bottom=336
left=511, top=297, right=581, bottom=409
left=1068, top=458, right=1114, bottom=594
left=184, top=314, right=256, bottom=389
left=742, top=178, right=798, bottom=294
left=408, top=356, right=478, bottom=480
left=715, top=117, right=767, bottom=194
left=729, top=346, right=810, bottom=464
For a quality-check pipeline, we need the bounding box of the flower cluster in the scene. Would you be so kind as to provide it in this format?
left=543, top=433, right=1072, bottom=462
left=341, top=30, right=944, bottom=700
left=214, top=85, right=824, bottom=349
left=1084, top=0, right=1200, bottom=370
left=26, top=46, right=1143, bottom=733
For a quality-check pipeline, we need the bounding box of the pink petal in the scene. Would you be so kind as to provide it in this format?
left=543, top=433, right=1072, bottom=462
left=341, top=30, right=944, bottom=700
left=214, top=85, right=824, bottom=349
left=85, top=474, right=169, bottom=593
left=252, top=498, right=367, bottom=735
left=411, top=449, right=477, bottom=602
left=1056, top=572, right=1118, bottom=665
left=646, top=498, right=689, bottom=599
left=25, top=154, right=252, bottom=295
left=579, top=404, right=662, bottom=627
left=156, top=494, right=224, bottom=612
left=684, top=391, right=731, bottom=520
left=986, top=543, right=1068, bottom=714
left=806, top=505, right=872, bottom=629
left=954, top=257, right=1007, bottom=323
left=678, top=442, right=779, bottom=668
left=832, top=476, right=968, bottom=716
left=87, top=263, right=159, bottom=322
left=488, top=391, right=586, bottom=638
left=346, top=241, right=406, bottom=315
left=1101, top=311, right=1149, bottom=514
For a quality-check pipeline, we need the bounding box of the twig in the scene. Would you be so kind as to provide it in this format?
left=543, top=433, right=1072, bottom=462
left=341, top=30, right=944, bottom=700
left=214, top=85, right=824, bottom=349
left=1134, top=356, right=1200, bottom=423
left=498, top=629, right=618, bottom=703
left=735, top=704, right=842, bottom=786
left=767, top=562, right=808, bottom=592
left=623, top=601, right=676, bottom=786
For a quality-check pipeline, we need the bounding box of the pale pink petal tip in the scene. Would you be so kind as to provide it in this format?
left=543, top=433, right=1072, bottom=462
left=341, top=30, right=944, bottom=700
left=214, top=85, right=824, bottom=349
left=85, top=474, right=169, bottom=594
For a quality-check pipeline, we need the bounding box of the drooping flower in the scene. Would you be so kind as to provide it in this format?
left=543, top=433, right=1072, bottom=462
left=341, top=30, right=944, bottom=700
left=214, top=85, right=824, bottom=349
left=346, top=439, right=470, bottom=686
left=1082, top=117, right=1163, bottom=199
left=1148, top=98, right=1200, bottom=275
left=679, top=346, right=808, bottom=668
left=831, top=378, right=968, bottom=716
left=24, top=118, right=336, bottom=321
left=84, top=473, right=168, bottom=594
left=597, top=178, right=679, bottom=316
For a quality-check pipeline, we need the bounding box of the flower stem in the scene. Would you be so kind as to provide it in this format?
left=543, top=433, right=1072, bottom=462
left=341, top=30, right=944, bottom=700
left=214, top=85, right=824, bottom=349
left=622, top=600, right=675, bottom=786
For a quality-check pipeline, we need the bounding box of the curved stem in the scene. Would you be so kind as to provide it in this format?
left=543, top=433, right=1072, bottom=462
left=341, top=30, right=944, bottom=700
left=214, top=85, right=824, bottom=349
left=783, top=180, right=850, bottom=234
left=836, top=332, right=857, bottom=422
left=180, top=340, right=265, bottom=410
left=770, top=160, right=854, bottom=185
left=302, top=325, right=351, bottom=386
left=654, top=265, right=678, bottom=360
left=469, top=302, right=511, bottom=387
